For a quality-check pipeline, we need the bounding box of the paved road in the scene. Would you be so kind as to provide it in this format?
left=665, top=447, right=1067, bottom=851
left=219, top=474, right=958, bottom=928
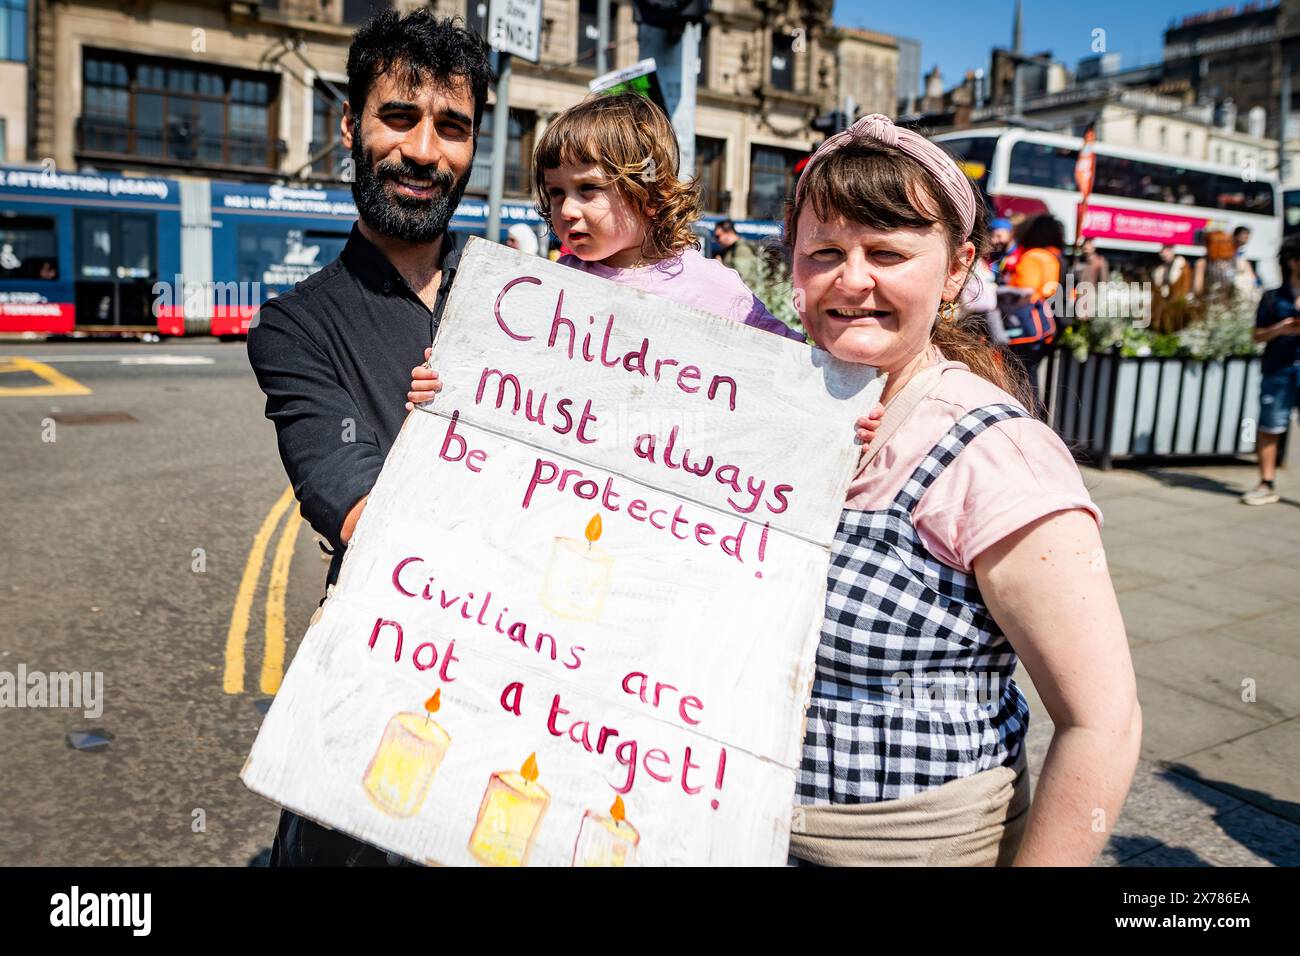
left=0, top=341, right=327, bottom=865
left=0, top=339, right=1296, bottom=865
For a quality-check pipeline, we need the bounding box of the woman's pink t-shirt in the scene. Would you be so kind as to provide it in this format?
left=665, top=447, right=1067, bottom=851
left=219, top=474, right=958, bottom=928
left=846, top=360, right=1102, bottom=572
left=558, top=249, right=803, bottom=341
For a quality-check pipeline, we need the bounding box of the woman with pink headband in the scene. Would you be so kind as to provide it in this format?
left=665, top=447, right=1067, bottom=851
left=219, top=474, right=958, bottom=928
left=785, top=115, right=1140, bottom=865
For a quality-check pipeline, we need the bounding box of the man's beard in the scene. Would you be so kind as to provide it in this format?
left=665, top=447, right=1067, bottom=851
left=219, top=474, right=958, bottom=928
left=350, top=128, right=471, bottom=243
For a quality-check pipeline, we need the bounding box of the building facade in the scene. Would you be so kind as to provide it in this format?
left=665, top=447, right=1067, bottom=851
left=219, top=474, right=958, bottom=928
left=0, top=0, right=27, bottom=161
left=16, top=0, right=898, bottom=221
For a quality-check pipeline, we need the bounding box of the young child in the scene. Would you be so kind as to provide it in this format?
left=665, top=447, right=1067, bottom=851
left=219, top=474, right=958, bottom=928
left=406, top=91, right=881, bottom=442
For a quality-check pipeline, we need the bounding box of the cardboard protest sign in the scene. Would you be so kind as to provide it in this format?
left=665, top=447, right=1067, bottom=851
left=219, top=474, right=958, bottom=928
left=241, top=238, right=880, bottom=866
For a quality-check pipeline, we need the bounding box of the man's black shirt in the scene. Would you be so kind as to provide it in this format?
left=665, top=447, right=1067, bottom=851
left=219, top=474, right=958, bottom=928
left=247, top=224, right=464, bottom=586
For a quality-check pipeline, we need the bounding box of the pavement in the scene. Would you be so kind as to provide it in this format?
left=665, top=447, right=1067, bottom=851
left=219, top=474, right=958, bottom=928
left=0, top=339, right=1297, bottom=865
left=1017, top=425, right=1300, bottom=866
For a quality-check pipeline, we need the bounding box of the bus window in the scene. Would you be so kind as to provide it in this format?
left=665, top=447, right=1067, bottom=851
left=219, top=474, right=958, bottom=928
left=76, top=212, right=155, bottom=280
left=1008, top=141, right=1078, bottom=191
left=937, top=137, right=996, bottom=197
left=118, top=215, right=155, bottom=279
left=1213, top=174, right=1274, bottom=215
left=236, top=225, right=348, bottom=287
left=77, top=213, right=114, bottom=278
left=1013, top=141, right=1277, bottom=215
left=1285, top=190, right=1300, bottom=236
left=0, top=216, right=59, bottom=280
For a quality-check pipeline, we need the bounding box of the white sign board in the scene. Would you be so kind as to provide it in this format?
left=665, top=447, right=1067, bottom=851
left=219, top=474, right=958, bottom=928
left=488, top=0, right=543, bottom=63
left=242, top=239, right=880, bottom=866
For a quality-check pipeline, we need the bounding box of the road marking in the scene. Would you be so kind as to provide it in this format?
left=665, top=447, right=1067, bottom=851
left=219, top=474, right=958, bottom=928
left=0, top=357, right=92, bottom=396
left=223, top=486, right=295, bottom=695
left=8, top=354, right=216, bottom=365
left=260, top=508, right=303, bottom=695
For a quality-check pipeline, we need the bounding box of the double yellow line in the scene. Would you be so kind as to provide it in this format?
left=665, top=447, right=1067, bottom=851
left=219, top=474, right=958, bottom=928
left=223, top=486, right=304, bottom=695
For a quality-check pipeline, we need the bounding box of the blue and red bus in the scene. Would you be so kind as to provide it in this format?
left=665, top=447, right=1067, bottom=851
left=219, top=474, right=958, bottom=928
left=0, top=165, right=558, bottom=338
left=0, top=166, right=180, bottom=334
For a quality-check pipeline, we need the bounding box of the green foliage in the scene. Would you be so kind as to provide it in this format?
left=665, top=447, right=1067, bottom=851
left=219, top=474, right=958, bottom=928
left=1063, top=293, right=1260, bottom=362
left=1175, top=298, right=1260, bottom=360
left=731, top=245, right=807, bottom=340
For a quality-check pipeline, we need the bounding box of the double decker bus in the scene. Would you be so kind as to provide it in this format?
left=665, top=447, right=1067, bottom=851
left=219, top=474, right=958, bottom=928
left=935, top=127, right=1281, bottom=286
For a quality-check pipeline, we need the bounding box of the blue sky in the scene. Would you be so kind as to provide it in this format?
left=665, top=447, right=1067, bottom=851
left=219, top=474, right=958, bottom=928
left=835, top=0, right=1239, bottom=95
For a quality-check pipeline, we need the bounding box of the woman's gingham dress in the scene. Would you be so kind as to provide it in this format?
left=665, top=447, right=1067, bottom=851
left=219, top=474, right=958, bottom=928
left=796, top=404, right=1032, bottom=805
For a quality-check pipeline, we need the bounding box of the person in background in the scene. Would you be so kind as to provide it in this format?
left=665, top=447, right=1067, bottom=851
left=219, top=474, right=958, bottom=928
left=1242, top=235, right=1300, bottom=505
left=1077, top=238, right=1109, bottom=287
left=1153, top=244, right=1189, bottom=298
left=712, top=218, right=758, bottom=273
left=1000, top=214, right=1064, bottom=400
left=1072, top=238, right=1109, bottom=321
left=1151, top=244, right=1192, bottom=332
left=988, top=216, right=1018, bottom=283
left=1232, top=225, right=1260, bottom=300
left=504, top=222, right=539, bottom=256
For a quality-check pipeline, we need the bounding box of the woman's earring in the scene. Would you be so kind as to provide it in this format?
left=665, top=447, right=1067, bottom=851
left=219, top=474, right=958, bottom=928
left=938, top=300, right=958, bottom=324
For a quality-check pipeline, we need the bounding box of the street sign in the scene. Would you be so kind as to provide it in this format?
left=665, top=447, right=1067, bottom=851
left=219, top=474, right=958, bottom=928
left=487, top=0, right=542, bottom=63
left=590, top=58, right=668, bottom=113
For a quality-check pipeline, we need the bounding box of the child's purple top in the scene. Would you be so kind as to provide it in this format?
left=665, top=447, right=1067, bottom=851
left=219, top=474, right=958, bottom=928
left=558, top=248, right=804, bottom=342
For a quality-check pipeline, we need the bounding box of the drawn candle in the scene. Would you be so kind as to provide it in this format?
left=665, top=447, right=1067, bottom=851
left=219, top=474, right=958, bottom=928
left=468, top=752, right=551, bottom=866
left=540, top=514, right=614, bottom=622
left=572, top=794, right=640, bottom=867
left=362, top=690, right=451, bottom=818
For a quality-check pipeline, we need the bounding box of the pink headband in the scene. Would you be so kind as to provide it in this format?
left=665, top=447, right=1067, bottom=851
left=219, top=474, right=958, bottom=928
left=795, top=113, right=977, bottom=237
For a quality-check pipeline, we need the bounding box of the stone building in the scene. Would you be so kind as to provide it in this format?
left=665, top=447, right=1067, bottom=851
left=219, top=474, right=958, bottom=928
left=0, top=0, right=28, bottom=161
left=17, top=0, right=898, bottom=222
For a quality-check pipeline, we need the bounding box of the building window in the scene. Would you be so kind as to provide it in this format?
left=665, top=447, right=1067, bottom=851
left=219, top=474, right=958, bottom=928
left=748, top=144, right=803, bottom=220
left=0, top=0, right=25, bottom=62
left=468, top=106, right=535, bottom=197
left=696, top=136, right=727, bottom=213
left=311, top=79, right=349, bottom=179
left=770, top=31, right=795, bottom=92
left=697, top=23, right=710, bottom=88
left=342, top=0, right=393, bottom=26
left=80, top=50, right=280, bottom=171
left=578, top=0, right=618, bottom=72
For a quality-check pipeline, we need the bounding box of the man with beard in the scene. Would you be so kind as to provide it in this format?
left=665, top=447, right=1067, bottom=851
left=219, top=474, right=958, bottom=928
left=246, top=9, right=493, bottom=866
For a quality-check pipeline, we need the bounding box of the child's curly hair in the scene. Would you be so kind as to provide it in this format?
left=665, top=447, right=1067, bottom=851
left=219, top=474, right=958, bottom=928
left=533, top=92, right=702, bottom=260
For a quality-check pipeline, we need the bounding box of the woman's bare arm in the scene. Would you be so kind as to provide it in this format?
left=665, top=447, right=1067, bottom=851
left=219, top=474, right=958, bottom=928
left=974, top=508, right=1142, bottom=866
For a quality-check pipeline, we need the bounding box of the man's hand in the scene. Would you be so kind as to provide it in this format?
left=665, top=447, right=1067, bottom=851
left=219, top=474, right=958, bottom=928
left=855, top=402, right=885, bottom=449
left=405, top=346, right=443, bottom=411
left=341, top=494, right=369, bottom=545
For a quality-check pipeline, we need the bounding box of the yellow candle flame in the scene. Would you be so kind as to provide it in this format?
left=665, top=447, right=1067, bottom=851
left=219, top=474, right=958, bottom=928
left=424, top=689, right=441, bottom=713
left=585, top=514, right=602, bottom=545
left=610, top=794, right=626, bottom=822
left=520, top=752, right=539, bottom=783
